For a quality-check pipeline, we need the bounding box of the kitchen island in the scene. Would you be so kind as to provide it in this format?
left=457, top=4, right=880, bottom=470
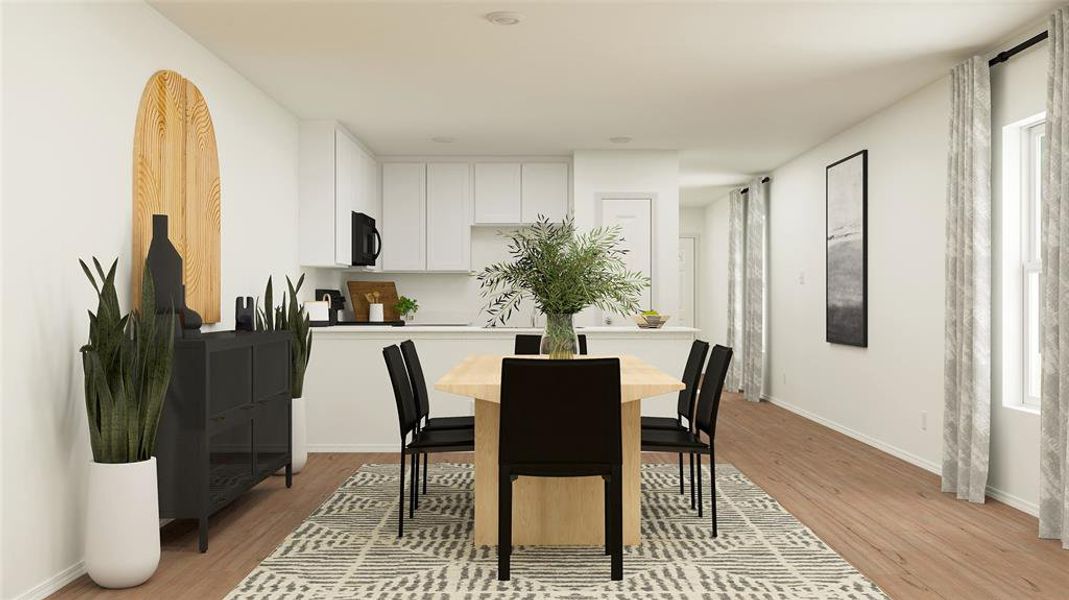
left=302, top=325, right=698, bottom=452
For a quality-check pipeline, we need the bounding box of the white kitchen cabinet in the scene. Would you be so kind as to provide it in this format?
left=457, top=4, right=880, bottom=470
left=298, top=121, right=380, bottom=267
left=521, top=163, right=569, bottom=222
left=474, top=162, right=522, bottom=224
left=381, top=163, right=427, bottom=271
left=426, top=163, right=471, bottom=271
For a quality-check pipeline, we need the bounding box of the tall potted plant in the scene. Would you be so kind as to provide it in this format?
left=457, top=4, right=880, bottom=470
left=478, top=216, right=649, bottom=358
left=80, top=258, right=175, bottom=589
left=257, top=274, right=313, bottom=473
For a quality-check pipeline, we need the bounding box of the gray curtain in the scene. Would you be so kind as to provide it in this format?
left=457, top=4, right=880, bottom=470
left=1040, top=6, right=1069, bottom=548
left=726, top=189, right=745, bottom=392
left=942, top=55, right=992, bottom=504
left=742, top=178, right=768, bottom=402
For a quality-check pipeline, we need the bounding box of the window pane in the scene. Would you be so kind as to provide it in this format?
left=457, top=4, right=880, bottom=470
left=1027, top=270, right=1042, bottom=402
left=1032, top=130, right=1045, bottom=261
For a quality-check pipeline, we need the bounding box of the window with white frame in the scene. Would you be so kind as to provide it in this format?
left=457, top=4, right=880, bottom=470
left=1022, top=118, right=1044, bottom=408
left=1001, top=111, right=1044, bottom=412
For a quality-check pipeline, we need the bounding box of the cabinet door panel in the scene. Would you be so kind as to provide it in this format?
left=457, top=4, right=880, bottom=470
left=474, top=163, right=521, bottom=224
left=521, top=163, right=568, bottom=222
left=381, top=163, right=427, bottom=271
left=334, top=130, right=359, bottom=265
left=426, top=163, right=471, bottom=271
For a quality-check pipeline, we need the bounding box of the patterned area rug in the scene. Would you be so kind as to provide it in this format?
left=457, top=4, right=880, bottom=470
left=227, top=463, right=887, bottom=599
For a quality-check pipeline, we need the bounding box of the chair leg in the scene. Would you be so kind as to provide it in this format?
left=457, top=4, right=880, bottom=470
left=423, top=453, right=429, bottom=495
left=711, top=446, right=718, bottom=538
left=410, top=452, right=418, bottom=518
left=498, top=468, right=513, bottom=581
left=398, top=447, right=406, bottom=538
left=610, top=467, right=623, bottom=581
left=697, top=451, right=704, bottom=518
left=678, top=453, right=684, bottom=495
left=689, top=453, right=696, bottom=509
left=604, top=476, right=611, bottom=555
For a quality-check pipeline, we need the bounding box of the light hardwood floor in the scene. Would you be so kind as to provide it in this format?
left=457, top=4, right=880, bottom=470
left=52, top=393, right=1069, bottom=599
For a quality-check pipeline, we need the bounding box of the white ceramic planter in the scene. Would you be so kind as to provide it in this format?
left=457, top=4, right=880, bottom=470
left=291, top=396, right=308, bottom=474
left=86, top=458, right=160, bottom=589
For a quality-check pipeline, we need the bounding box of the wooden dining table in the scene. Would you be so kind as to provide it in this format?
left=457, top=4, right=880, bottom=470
left=435, top=354, right=684, bottom=547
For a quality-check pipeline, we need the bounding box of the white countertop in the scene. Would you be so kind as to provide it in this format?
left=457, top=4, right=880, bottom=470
left=313, top=324, right=699, bottom=335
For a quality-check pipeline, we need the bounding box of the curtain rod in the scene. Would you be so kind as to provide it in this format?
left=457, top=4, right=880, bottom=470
left=989, top=31, right=1048, bottom=67
left=739, top=176, right=771, bottom=194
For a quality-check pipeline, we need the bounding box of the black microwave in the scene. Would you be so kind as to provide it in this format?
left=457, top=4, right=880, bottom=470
left=351, top=212, right=381, bottom=266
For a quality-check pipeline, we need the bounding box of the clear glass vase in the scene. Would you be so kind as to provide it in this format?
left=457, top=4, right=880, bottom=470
left=540, top=312, right=579, bottom=359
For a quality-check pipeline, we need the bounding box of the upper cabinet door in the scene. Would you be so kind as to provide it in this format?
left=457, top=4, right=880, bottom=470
left=381, top=163, right=427, bottom=271
left=334, top=130, right=358, bottom=265
left=426, top=163, right=471, bottom=271
left=474, top=163, right=522, bottom=224
left=521, top=163, right=569, bottom=223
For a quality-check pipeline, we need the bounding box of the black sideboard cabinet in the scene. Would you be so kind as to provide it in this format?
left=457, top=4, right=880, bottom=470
left=155, top=330, right=292, bottom=552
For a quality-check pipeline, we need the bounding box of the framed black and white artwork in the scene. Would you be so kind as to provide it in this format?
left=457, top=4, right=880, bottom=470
left=825, top=149, right=868, bottom=347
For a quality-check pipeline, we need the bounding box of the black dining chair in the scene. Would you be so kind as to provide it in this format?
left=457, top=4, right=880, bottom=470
left=497, top=358, right=623, bottom=581
left=400, top=340, right=474, bottom=505
left=640, top=339, right=710, bottom=505
left=640, top=345, right=732, bottom=537
left=383, top=345, right=474, bottom=537
left=513, top=333, right=589, bottom=355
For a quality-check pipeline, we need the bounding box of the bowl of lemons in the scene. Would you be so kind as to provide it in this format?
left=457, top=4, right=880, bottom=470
left=633, top=310, right=671, bottom=329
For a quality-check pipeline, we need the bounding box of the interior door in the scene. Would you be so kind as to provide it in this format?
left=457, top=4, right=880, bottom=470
left=600, top=197, right=652, bottom=324
left=678, top=236, right=697, bottom=328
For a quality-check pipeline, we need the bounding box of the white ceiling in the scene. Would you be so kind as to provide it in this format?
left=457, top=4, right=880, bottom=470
left=152, top=0, right=1058, bottom=206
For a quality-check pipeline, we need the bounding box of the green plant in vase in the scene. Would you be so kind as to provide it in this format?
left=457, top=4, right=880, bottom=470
left=257, top=274, right=313, bottom=473
left=79, top=257, right=176, bottom=588
left=256, top=274, right=313, bottom=398
left=395, top=296, right=419, bottom=321
left=477, top=215, right=649, bottom=358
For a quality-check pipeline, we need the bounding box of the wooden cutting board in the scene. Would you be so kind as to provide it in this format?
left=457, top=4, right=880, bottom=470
left=347, top=281, right=400, bottom=321
left=132, top=70, right=221, bottom=323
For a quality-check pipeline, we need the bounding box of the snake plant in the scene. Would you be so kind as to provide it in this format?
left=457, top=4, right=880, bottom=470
left=256, top=274, right=313, bottom=398
left=79, top=257, right=175, bottom=464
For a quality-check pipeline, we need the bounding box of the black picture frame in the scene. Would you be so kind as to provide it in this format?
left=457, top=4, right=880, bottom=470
left=825, top=149, right=868, bottom=347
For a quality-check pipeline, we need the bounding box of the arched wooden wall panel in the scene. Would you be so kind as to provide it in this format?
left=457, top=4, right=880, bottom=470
left=132, top=69, right=221, bottom=323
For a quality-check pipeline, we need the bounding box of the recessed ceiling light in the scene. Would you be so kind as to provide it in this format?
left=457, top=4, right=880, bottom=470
left=431, top=136, right=456, bottom=144
left=609, top=136, right=632, bottom=144
left=485, top=11, right=522, bottom=26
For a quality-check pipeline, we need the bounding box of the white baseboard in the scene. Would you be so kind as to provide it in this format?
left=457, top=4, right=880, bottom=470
left=764, top=395, right=941, bottom=473
left=307, top=443, right=398, bottom=453
left=764, top=395, right=1038, bottom=517
left=985, top=486, right=1039, bottom=516
left=14, top=561, right=85, bottom=600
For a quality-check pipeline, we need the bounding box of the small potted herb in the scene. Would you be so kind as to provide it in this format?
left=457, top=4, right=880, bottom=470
left=395, top=296, right=419, bottom=322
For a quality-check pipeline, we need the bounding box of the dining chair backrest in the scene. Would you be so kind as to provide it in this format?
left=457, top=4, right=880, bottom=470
left=676, top=340, right=710, bottom=427
left=399, top=340, right=430, bottom=422
left=383, top=345, right=419, bottom=437
left=514, top=334, right=541, bottom=355
left=499, top=358, right=621, bottom=467
left=694, top=345, right=733, bottom=440
left=514, top=334, right=589, bottom=356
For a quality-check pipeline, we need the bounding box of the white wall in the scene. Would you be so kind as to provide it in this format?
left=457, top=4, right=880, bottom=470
left=1, top=2, right=300, bottom=598
left=573, top=150, right=680, bottom=324
left=990, top=38, right=1047, bottom=512
left=765, top=53, right=1046, bottom=515
left=766, top=76, right=950, bottom=486
left=680, top=207, right=706, bottom=329
left=702, top=197, right=731, bottom=346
